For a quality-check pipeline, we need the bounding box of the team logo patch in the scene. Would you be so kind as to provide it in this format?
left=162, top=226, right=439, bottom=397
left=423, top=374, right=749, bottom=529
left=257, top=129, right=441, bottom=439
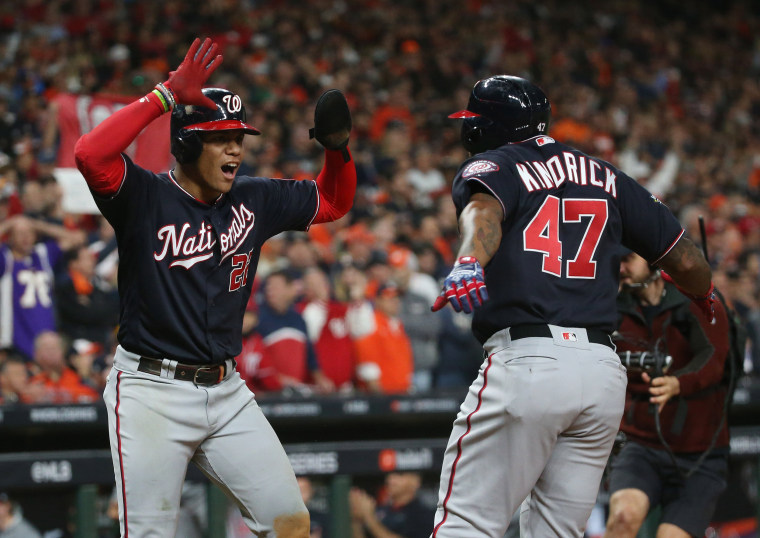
left=650, top=194, right=663, bottom=204
left=562, top=332, right=577, bottom=342
left=462, top=160, right=499, bottom=178
left=536, top=136, right=555, bottom=146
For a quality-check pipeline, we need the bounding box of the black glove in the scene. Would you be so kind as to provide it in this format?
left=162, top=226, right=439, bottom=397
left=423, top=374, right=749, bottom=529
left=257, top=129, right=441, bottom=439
left=309, top=89, right=352, bottom=161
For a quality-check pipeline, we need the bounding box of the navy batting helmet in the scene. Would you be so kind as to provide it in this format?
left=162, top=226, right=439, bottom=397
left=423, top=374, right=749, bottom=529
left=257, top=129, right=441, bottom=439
left=170, top=87, right=260, bottom=164
left=449, top=75, right=551, bottom=154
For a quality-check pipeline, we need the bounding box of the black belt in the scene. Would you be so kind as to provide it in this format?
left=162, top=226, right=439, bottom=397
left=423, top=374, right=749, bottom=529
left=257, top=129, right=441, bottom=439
left=509, top=324, right=614, bottom=349
left=137, top=356, right=228, bottom=386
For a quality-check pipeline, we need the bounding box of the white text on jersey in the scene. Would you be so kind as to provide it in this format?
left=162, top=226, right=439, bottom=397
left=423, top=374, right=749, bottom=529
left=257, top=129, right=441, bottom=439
left=154, top=222, right=217, bottom=269
left=152, top=203, right=256, bottom=269
left=219, top=204, right=255, bottom=262
left=515, top=152, right=617, bottom=198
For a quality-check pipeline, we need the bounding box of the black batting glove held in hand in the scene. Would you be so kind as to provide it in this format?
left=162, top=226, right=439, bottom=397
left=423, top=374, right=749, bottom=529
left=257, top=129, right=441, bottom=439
left=432, top=256, right=489, bottom=313
left=309, top=89, right=352, bottom=162
left=161, top=38, right=223, bottom=110
left=661, top=272, right=717, bottom=323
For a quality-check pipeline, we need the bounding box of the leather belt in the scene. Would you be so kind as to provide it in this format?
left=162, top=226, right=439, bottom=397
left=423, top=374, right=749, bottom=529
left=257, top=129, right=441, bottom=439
left=137, top=356, right=227, bottom=386
left=509, top=324, right=614, bottom=350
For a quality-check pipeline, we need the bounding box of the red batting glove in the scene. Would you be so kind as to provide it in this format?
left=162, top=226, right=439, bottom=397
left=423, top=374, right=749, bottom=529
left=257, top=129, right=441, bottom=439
left=661, top=272, right=716, bottom=322
left=431, top=256, right=489, bottom=314
left=163, top=38, right=223, bottom=110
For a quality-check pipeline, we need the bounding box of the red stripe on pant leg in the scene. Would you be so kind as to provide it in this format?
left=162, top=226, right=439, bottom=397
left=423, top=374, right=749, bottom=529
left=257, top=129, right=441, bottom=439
left=433, top=354, right=493, bottom=536
left=115, top=371, right=128, bottom=537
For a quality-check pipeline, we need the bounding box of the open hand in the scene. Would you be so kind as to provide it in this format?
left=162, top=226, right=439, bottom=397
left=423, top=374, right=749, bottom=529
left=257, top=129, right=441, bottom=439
left=164, top=38, right=223, bottom=110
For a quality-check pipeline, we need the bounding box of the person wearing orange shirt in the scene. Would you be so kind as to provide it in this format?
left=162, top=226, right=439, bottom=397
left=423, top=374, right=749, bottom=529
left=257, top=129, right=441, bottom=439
left=29, top=330, right=98, bottom=404
left=353, top=282, right=414, bottom=394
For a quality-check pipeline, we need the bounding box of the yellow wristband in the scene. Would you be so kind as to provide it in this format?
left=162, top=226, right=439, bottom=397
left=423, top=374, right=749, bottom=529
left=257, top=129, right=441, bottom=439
left=151, top=89, right=169, bottom=113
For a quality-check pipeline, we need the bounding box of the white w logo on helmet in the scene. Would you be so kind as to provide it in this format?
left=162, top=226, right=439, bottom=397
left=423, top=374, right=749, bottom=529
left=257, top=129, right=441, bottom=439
left=222, top=94, right=242, bottom=113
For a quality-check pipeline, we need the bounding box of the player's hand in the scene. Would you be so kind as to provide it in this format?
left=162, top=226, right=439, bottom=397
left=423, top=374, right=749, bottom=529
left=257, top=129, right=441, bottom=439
left=660, top=272, right=716, bottom=323
left=162, top=38, right=223, bottom=110
left=348, top=488, right=376, bottom=521
left=432, top=256, right=489, bottom=314
left=642, top=372, right=680, bottom=412
left=310, top=89, right=352, bottom=156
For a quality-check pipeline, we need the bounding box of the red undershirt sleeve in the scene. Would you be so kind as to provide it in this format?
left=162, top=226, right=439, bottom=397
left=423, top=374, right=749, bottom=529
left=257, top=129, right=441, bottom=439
left=74, top=92, right=166, bottom=197
left=313, top=148, right=357, bottom=223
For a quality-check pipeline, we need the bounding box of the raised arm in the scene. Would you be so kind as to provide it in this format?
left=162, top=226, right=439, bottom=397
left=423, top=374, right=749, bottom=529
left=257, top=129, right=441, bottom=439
left=310, top=89, right=357, bottom=223
left=74, top=38, right=222, bottom=196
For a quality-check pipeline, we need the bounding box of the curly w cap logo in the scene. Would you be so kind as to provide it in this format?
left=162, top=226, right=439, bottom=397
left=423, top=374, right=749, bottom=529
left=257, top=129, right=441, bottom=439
left=222, top=93, right=242, bottom=113
left=462, top=160, right=499, bottom=178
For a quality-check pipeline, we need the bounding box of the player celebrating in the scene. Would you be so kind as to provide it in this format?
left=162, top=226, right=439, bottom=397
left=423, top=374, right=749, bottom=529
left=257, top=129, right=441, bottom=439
left=430, top=75, right=715, bottom=537
left=74, top=38, right=355, bottom=537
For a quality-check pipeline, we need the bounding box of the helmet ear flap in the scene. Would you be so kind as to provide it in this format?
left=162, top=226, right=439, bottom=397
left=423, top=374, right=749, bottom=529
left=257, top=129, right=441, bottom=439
left=171, top=129, right=203, bottom=164
left=461, top=116, right=510, bottom=154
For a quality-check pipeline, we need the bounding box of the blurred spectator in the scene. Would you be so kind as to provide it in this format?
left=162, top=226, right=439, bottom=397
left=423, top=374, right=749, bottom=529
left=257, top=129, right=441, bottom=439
left=0, top=352, right=43, bottom=405
left=406, top=145, right=447, bottom=208
left=389, top=247, right=441, bottom=391
left=28, top=331, right=98, bottom=404
left=67, top=338, right=110, bottom=394
left=434, top=308, right=483, bottom=389
left=353, top=282, right=414, bottom=394
left=252, top=271, right=333, bottom=394
left=349, top=472, right=434, bottom=538
left=87, top=216, right=119, bottom=285
left=298, top=267, right=357, bottom=391
left=0, top=492, right=41, bottom=538
left=54, top=244, right=119, bottom=348
left=388, top=247, right=439, bottom=304
left=257, top=233, right=290, bottom=279
left=0, top=215, right=84, bottom=359
left=237, top=298, right=267, bottom=394
left=298, top=476, right=329, bottom=538
left=284, top=232, right=321, bottom=276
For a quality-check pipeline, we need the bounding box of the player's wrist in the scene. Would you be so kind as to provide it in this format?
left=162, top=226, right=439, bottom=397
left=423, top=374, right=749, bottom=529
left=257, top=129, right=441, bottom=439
left=456, top=255, right=480, bottom=266
left=153, top=82, right=177, bottom=112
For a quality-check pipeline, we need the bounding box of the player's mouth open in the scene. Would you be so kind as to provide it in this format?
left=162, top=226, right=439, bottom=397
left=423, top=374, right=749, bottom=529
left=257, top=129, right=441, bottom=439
left=221, top=163, right=238, bottom=178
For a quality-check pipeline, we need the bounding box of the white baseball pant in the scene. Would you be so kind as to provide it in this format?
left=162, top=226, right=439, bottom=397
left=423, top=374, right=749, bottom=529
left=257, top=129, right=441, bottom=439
left=432, top=325, right=626, bottom=537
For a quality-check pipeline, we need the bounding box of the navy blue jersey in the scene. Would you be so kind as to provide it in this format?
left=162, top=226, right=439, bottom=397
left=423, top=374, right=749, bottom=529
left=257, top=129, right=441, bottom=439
left=451, top=135, right=683, bottom=344
left=94, top=155, right=318, bottom=364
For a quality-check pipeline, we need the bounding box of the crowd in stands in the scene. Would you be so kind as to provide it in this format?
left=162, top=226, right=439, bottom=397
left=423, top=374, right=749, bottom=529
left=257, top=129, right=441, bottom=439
left=1, top=0, right=759, bottom=405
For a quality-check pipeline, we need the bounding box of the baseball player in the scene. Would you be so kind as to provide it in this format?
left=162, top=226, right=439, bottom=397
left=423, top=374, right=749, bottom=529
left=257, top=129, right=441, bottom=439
left=430, top=75, right=716, bottom=537
left=74, top=38, right=355, bottom=537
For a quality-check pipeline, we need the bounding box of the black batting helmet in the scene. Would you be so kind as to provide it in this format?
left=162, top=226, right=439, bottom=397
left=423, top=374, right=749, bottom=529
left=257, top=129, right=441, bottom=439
left=449, top=75, right=551, bottom=154
left=170, top=87, right=260, bottom=164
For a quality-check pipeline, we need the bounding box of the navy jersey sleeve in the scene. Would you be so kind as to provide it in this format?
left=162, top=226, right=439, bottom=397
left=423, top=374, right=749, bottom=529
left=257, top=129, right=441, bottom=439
left=615, top=172, right=684, bottom=263
left=451, top=152, right=520, bottom=219
left=236, top=177, right=318, bottom=238
left=91, top=154, right=154, bottom=234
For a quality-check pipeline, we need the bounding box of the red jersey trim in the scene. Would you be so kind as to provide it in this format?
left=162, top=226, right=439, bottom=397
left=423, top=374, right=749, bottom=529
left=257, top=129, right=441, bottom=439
left=652, top=229, right=685, bottom=265
left=433, top=354, right=493, bottom=535
left=306, top=180, right=319, bottom=231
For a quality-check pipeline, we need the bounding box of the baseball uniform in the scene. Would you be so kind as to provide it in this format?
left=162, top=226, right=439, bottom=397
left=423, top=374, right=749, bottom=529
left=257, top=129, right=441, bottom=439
left=432, top=133, right=684, bottom=537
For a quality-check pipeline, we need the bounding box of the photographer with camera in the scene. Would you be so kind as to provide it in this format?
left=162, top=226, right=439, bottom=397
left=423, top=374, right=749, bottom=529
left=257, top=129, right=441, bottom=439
left=604, top=250, right=731, bottom=538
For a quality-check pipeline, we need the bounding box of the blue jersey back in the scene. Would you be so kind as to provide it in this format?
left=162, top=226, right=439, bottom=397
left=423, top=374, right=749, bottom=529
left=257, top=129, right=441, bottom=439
left=94, top=155, right=318, bottom=364
left=451, top=135, right=683, bottom=343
